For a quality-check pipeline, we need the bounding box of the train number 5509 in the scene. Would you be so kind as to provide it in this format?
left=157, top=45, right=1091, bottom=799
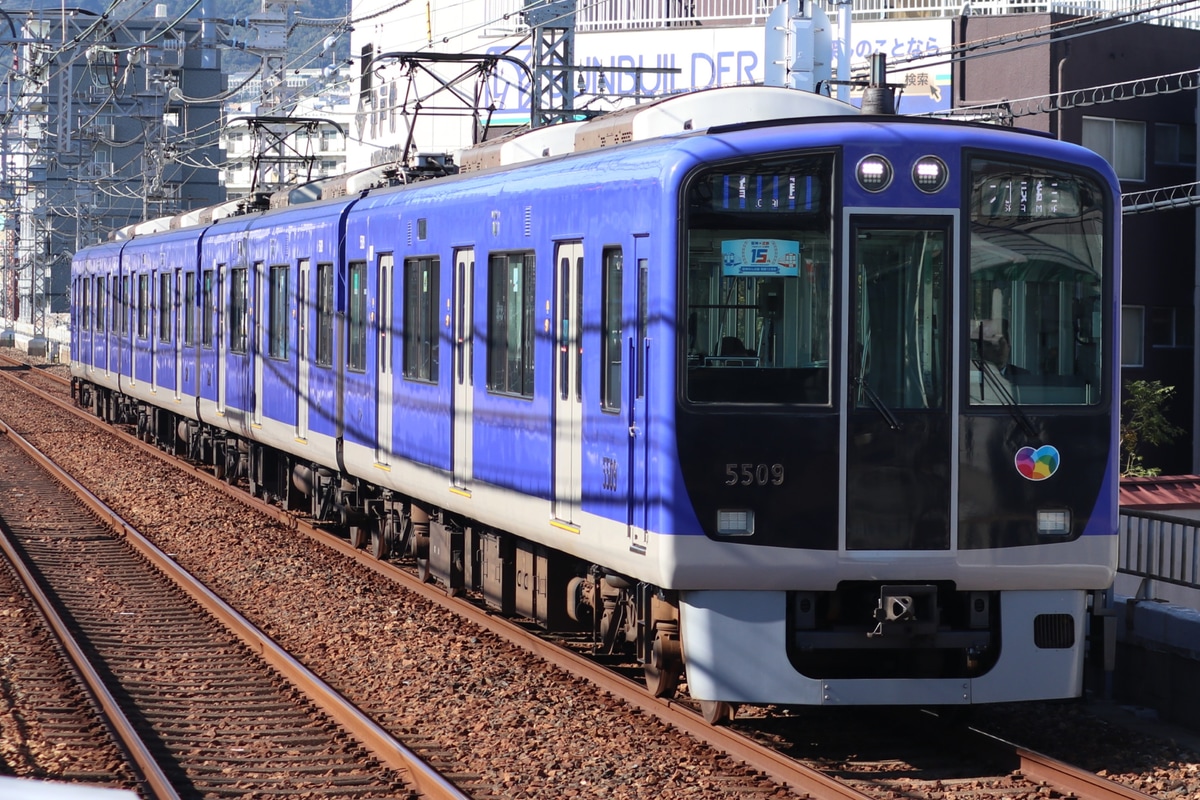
left=724, top=463, right=785, bottom=486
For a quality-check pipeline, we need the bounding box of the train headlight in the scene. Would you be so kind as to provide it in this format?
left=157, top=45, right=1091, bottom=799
left=1037, top=509, right=1071, bottom=536
left=856, top=155, right=893, bottom=192
left=912, top=156, right=949, bottom=193
left=717, top=509, right=755, bottom=536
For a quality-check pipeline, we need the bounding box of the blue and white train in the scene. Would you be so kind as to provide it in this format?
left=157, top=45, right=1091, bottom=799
left=70, top=86, right=1120, bottom=723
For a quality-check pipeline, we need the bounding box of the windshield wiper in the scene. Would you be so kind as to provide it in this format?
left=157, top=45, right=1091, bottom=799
left=853, top=375, right=904, bottom=431
left=973, top=359, right=1038, bottom=438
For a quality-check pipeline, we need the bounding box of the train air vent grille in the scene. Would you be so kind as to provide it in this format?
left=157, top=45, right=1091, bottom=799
left=524, top=206, right=532, bottom=237
left=1033, top=614, right=1075, bottom=649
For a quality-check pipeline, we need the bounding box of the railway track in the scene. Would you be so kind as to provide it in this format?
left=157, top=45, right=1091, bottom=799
left=0, top=351, right=1182, bottom=800
left=0, top=410, right=463, bottom=798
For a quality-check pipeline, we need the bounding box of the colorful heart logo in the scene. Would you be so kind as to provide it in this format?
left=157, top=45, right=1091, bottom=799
left=1014, top=445, right=1060, bottom=481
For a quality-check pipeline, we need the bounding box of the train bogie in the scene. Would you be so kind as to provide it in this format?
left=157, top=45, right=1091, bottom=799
left=70, top=85, right=1121, bottom=715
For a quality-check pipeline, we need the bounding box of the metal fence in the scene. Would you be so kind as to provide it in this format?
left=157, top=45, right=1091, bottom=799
left=482, top=0, right=1200, bottom=34
left=1119, top=509, right=1200, bottom=592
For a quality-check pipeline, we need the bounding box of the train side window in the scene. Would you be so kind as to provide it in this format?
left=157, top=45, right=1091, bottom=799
left=95, top=276, right=106, bottom=332
left=268, top=264, right=289, bottom=360
left=121, top=276, right=130, bottom=335
left=347, top=261, right=367, bottom=372
left=137, top=273, right=150, bottom=340
left=158, top=272, right=172, bottom=343
left=229, top=266, right=248, bottom=354
left=601, top=247, right=622, bottom=411
left=201, top=269, right=215, bottom=348
left=315, top=262, right=334, bottom=366
left=81, top=277, right=92, bottom=331
left=183, top=271, right=195, bottom=346
left=403, top=256, right=439, bottom=383
left=486, top=251, right=536, bottom=398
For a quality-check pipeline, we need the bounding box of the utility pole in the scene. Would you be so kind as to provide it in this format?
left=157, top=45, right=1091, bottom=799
left=524, top=0, right=578, bottom=128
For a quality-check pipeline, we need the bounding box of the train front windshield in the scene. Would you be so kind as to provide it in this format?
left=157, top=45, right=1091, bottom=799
left=683, top=153, right=835, bottom=405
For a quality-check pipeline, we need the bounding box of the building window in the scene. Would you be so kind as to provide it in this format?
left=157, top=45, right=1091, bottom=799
left=601, top=247, right=622, bottom=411
left=1121, top=305, right=1144, bottom=367
left=316, top=262, right=334, bottom=366
left=487, top=251, right=536, bottom=397
left=1082, top=117, right=1146, bottom=181
left=158, top=272, right=172, bottom=342
left=1154, top=123, right=1197, bottom=166
left=404, top=256, right=439, bottom=382
left=1150, top=306, right=1193, bottom=349
left=230, top=266, right=248, bottom=354
left=269, top=264, right=289, bottom=359
left=347, top=261, right=367, bottom=372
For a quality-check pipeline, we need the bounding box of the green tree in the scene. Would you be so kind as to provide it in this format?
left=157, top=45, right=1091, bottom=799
left=1120, top=379, right=1184, bottom=477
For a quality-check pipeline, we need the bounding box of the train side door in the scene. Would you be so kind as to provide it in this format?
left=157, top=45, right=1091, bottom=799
left=553, top=242, right=583, bottom=524
left=627, top=244, right=650, bottom=552
left=376, top=254, right=394, bottom=465
left=451, top=248, right=474, bottom=491
left=844, top=216, right=952, bottom=551
left=174, top=268, right=183, bottom=401
left=252, top=261, right=264, bottom=426
left=217, top=264, right=227, bottom=414
left=297, top=258, right=310, bottom=439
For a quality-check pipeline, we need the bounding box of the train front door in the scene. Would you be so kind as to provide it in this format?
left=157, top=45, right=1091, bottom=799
left=451, top=248, right=474, bottom=492
left=844, top=217, right=953, bottom=551
left=553, top=242, right=582, bottom=524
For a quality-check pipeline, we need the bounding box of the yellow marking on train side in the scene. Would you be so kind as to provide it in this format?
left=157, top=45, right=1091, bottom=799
left=448, top=486, right=471, bottom=498
left=550, top=520, right=580, bottom=534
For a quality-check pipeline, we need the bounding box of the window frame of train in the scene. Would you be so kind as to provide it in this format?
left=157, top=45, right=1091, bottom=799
left=680, top=151, right=835, bottom=405
left=80, top=276, right=91, bottom=330
left=229, top=266, right=248, bottom=355
left=315, top=261, right=334, bottom=367
left=95, top=276, right=106, bottom=332
left=158, top=272, right=172, bottom=343
left=183, top=271, right=196, bottom=346
left=601, top=246, right=623, bottom=412
left=486, top=251, right=536, bottom=398
left=347, top=260, right=368, bottom=373
left=403, top=255, right=439, bottom=383
left=201, top=268, right=215, bottom=348
left=137, top=273, right=150, bottom=340
left=966, top=156, right=1109, bottom=406
left=268, top=263, right=289, bottom=360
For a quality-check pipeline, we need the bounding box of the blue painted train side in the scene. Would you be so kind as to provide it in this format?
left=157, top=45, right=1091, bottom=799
left=70, top=86, right=1121, bottom=719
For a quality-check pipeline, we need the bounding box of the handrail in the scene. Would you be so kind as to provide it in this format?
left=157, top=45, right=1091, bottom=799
left=1118, top=509, right=1200, bottom=592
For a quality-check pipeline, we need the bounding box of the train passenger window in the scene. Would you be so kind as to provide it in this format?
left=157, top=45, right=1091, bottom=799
left=347, top=261, right=367, bottom=372
left=601, top=248, right=622, bottom=411
left=682, top=152, right=834, bottom=404
left=121, top=277, right=130, bottom=335
left=137, top=274, right=150, bottom=340
left=486, top=251, right=535, bottom=398
left=80, top=278, right=91, bottom=331
left=967, top=159, right=1107, bottom=406
left=315, top=262, right=334, bottom=366
left=229, top=267, right=248, bottom=354
left=403, top=256, right=439, bottom=383
left=95, top=277, right=106, bottom=332
left=183, top=271, right=195, bottom=346
left=158, top=272, right=172, bottom=343
left=268, top=265, right=289, bottom=360
left=201, top=269, right=214, bottom=348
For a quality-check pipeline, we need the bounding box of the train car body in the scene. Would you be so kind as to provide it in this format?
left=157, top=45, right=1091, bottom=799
left=70, top=86, right=1120, bottom=718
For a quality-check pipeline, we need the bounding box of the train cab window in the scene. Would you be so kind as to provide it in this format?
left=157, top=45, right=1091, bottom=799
left=486, top=251, right=536, bottom=398
left=137, top=274, right=150, bottom=339
left=183, top=271, right=195, bottom=346
left=268, top=265, right=289, bottom=360
left=316, top=262, right=334, bottom=367
left=967, top=159, right=1107, bottom=406
left=601, top=247, right=622, bottom=411
left=403, top=256, right=439, bottom=383
left=201, top=269, right=215, bottom=348
left=158, top=272, right=172, bottom=343
left=230, top=266, right=248, bottom=354
left=682, top=152, right=834, bottom=404
left=347, top=261, right=367, bottom=372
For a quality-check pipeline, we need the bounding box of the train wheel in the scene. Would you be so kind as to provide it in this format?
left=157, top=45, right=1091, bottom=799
left=414, top=532, right=432, bottom=583
left=348, top=525, right=367, bottom=550
left=368, top=514, right=392, bottom=560
left=700, top=700, right=735, bottom=726
left=644, top=623, right=682, bottom=698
